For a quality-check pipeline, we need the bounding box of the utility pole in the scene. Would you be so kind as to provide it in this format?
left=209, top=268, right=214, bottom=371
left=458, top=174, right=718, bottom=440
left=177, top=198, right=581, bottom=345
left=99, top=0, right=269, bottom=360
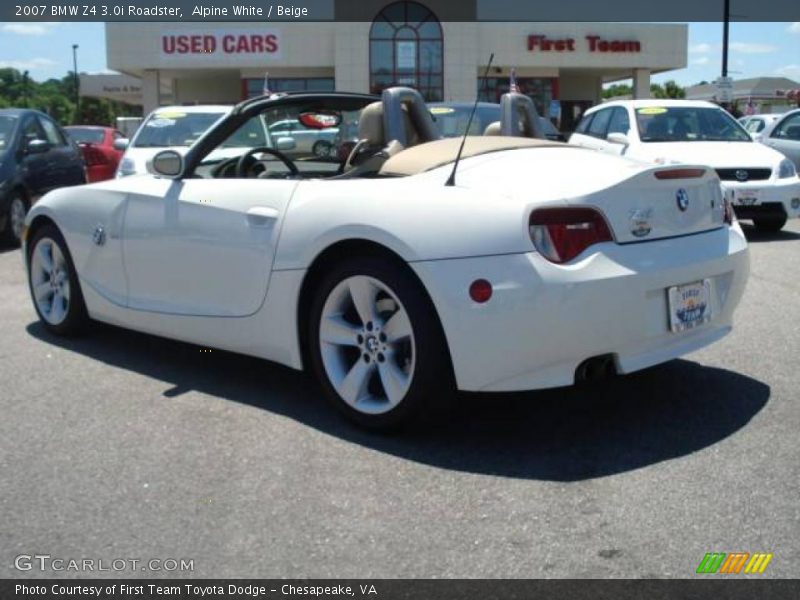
left=72, top=44, right=79, bottom=124
left=722, top=0, right=730, bottom=78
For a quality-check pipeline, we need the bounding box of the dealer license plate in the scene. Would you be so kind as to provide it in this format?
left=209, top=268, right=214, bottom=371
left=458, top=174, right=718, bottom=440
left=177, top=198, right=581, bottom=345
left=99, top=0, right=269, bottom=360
left=668, top=279, right=712, bottom=333
left=734, top=188, right=760, bottom=205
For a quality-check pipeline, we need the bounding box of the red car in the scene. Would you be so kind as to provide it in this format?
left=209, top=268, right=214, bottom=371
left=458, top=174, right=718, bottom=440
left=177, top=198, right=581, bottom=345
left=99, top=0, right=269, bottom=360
left=64, top=126, right=125, bottom=182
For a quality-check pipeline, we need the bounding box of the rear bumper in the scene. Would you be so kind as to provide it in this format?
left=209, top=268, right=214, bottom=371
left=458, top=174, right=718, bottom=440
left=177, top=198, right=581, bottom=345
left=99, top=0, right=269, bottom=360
left=411, top=224, right=749, bottom=392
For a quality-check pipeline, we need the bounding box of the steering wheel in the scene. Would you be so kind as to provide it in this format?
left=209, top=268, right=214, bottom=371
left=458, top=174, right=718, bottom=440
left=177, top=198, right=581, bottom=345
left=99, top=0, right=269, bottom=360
left=236, top=147, right=299, bottom=178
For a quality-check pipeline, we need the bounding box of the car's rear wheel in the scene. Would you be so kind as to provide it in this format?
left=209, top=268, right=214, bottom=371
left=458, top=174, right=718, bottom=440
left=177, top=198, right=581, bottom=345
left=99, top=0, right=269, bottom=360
left=27, top=224, right=88, bottom=335
left=753, top=215, right=787, bottom=232
left=1, top=191, right=28, bottom=247
left=312, top=140, right=333, bottom=158
left=308, top=256, right=451, bottom=430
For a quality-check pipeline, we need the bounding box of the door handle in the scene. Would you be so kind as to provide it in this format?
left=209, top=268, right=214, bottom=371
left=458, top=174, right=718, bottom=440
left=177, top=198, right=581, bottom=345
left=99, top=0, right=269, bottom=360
left=246, top=206, right=280, bottom=227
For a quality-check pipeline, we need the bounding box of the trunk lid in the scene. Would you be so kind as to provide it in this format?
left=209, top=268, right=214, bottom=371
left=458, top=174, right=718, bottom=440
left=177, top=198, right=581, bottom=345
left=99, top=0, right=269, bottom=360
left=579, top=166, right=726, bottom=244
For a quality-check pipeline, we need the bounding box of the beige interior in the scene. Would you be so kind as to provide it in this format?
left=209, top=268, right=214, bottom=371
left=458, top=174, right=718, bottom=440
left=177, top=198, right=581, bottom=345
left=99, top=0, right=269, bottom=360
left=379, top=136, right=564, bottom=177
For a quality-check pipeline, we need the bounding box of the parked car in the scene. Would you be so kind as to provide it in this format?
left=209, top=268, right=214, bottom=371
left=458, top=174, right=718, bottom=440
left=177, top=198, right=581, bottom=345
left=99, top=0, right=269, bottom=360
left=738, top=113, right=783, bottom=140
left=569, top=100, right=800, bottom=231
left=0, top=108, right=85, bottom=246
left=114, top=105, right=295, bottom=177
left=758, top=108, right=800, bottom=172
left=268, top=118, right=339, bottom=158
left=65, top=126, right=125, bottom=182
left=23, top=88, right=748, bottom=429
left=429, top=102, right=567, bottom=141
left=115, top=105, right=232, bottom=177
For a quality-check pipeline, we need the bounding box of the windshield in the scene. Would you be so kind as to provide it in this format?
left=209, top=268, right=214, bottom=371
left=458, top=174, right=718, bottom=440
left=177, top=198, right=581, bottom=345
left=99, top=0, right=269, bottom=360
left=0, top=115, right=17, bottom=156
left=635, top=106, right=751, bottom=143
left=66, top=127, right=105, bottom=144
left=133, top=111, right=226, bottom=148
left=430, top=105, right=501, bottom=137
left=219, top=115, right=268, bottom=148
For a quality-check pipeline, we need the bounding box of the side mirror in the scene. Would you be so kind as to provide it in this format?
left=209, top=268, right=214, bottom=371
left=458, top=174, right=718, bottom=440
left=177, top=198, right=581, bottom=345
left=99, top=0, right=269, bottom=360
left=147, top=150, right=183, bottom=178
left=275, top=137, right=296, bottom=151
left=26, top=139, right=51, bottom=154
left=113, top=138, right=129, bottom=151
left=607, top=132, right=630, bottom=145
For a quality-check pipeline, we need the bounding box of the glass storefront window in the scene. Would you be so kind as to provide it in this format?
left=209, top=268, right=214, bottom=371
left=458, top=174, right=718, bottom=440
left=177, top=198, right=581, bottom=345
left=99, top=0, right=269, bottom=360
left=244, top=78, right=335, bottom=99
left=369, top=1, right=443, bottom=102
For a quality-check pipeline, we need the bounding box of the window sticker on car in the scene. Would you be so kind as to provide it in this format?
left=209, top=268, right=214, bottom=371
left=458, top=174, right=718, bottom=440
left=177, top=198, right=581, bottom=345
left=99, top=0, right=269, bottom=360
left=637, top=107, right=668, bottom=115
left=154, top=112, right=186, bottom=119
left=147, top=118, right=177, bottom=128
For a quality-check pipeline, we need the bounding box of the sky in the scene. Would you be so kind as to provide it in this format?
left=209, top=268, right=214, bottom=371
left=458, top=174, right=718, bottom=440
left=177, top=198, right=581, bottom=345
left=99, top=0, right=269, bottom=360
left=0, top=21, right=798, bottom=87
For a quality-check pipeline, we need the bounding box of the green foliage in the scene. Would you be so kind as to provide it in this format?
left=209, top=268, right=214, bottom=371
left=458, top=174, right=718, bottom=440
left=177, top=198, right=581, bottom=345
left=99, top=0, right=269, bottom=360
left=650, top=80, right=686, bottom=99
left=603, top=83, right=633, bottom=99
left=603, top=80, right=686, bottom=100
left=0, top=67, right=142, bottom=126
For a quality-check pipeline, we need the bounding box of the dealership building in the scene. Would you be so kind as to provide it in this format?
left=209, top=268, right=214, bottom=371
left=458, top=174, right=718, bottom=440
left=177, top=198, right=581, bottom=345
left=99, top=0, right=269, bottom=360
left=105, top=1, right=687, bottom=130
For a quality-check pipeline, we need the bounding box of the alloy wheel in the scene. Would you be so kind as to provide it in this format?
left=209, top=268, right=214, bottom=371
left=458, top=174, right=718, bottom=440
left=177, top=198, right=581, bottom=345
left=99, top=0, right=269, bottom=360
left=318, top=275, right=415, bottom=414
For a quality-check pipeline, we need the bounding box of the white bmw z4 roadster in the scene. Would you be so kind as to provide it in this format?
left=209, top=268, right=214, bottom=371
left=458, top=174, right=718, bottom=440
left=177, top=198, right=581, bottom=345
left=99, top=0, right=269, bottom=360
left=22, top=88, right=750, bottom=428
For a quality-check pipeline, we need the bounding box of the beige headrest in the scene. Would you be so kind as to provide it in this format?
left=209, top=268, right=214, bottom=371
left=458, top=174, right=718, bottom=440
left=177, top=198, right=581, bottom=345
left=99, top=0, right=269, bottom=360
left=483, top=121, right=502, bottom=136
left=357, top=102, right=385, bottom=146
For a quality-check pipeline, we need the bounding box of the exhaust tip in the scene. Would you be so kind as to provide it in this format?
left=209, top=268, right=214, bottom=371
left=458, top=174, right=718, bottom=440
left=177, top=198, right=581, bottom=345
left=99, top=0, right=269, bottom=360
left=574, top=354, right=617, bottom=384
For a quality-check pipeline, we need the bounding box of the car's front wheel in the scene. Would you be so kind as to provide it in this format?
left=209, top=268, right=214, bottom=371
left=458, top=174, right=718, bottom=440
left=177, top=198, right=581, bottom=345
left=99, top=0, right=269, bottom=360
left=308, top=257, right=451, bottom=429
left=753, top=215, right=787, bottom=232
left=27, top=224, right=88, bottom=335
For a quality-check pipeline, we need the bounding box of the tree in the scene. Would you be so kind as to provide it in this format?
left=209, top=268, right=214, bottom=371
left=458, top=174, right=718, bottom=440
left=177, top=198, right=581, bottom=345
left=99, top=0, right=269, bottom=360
left=650, top=80, right=686, bottom=99
left=0, top=67, right=142, bottom=125
left=603, top=83, right=633, bottom=99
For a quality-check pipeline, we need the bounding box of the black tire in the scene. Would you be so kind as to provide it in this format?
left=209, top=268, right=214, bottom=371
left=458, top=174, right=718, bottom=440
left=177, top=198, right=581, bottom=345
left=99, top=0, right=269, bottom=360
left=312, top=140, right=332, bottom=158
left=0, top=190, right=29, bottom=247
left=27, top=224, right=89, bottom=336
left=753, top=215, right=787, bottom=232
left=307, top=256, right=453, bottom=430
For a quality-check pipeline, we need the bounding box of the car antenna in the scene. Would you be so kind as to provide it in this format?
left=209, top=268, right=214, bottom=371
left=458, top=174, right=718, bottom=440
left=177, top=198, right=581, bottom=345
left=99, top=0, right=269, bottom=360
left=445, top=53, right=494, bottom=187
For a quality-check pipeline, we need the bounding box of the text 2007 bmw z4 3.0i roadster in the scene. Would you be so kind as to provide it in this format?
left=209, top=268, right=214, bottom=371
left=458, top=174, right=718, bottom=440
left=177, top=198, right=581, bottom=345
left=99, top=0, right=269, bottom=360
left=22, top=88, right=750, bottom=429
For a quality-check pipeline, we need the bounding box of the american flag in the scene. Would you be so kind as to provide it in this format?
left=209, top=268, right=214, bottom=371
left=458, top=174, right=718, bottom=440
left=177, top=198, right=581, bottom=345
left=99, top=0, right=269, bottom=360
left=262, top=73, right=271, bottom=96
left=509, top=68, right=520, bottom=93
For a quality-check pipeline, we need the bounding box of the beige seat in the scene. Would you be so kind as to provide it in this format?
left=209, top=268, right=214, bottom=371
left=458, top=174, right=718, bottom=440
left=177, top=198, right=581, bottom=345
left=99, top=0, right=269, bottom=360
left=341, top=101, right=418, bottom=175
left=483, top=121, right=502, bottom=136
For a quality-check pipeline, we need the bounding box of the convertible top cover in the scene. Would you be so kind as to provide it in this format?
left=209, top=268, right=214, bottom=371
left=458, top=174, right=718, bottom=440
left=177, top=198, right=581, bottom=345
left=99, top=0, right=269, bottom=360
left=379, top=136, right=564, bottom=176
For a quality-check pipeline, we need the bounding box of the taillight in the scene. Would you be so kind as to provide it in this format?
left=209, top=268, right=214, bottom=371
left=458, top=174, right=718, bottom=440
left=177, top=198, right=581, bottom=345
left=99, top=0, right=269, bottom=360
left=529, top=207, right=614, bottom=264
left=80, top=143, right=108, bottom=167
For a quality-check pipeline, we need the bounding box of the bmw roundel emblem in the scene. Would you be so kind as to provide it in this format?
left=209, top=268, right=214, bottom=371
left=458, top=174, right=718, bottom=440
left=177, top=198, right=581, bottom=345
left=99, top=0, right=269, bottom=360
left=676, top=188, right=690, bottom=212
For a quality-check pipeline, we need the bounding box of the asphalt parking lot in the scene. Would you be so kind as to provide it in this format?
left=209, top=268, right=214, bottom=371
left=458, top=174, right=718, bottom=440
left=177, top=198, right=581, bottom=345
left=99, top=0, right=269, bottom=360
left=1, top=221, right=799, bottom=579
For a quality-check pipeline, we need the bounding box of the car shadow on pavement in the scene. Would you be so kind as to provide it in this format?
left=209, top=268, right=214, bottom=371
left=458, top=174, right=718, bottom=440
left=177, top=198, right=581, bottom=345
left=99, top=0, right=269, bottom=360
left=741, top=223, right=800, bottom=243
left=27, top=320, right=770, bottom=482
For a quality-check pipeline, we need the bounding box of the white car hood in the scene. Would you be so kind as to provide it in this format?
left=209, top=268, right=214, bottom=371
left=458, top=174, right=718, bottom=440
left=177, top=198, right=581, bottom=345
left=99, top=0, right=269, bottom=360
left=632, top=140, right=782, bottom=168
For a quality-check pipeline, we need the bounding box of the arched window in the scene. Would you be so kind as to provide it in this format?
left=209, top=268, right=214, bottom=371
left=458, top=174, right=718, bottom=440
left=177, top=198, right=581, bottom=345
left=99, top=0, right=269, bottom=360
left=369, top=1, right=443, bottom=101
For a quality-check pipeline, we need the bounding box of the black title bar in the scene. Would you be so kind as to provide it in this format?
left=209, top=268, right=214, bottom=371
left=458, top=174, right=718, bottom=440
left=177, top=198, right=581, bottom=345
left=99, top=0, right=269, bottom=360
left=3, top=580, right=800, bottom=600
left=2, top=0, right=800, bottom=22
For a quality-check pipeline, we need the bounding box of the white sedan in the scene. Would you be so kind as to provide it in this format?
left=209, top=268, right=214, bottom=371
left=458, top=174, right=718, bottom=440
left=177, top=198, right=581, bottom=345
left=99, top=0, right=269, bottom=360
left=22, top=89, right=750, bottom=429
left=569, top=100, right=800, bottom=231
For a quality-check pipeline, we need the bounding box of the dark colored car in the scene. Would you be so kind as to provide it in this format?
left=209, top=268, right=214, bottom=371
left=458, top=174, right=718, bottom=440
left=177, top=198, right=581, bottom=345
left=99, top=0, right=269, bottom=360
left=0, top=109, right=86, bottom=246
left=65, top=126, right=125, bottom=182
